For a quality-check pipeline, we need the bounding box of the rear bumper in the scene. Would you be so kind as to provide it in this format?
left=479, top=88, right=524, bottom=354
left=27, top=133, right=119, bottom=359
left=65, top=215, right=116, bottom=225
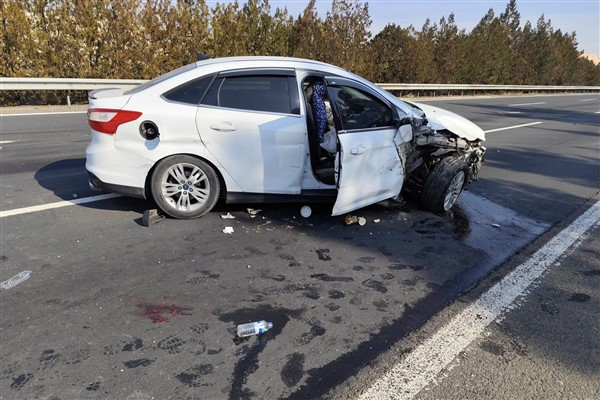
left=88, top=172, right=146, bottom=198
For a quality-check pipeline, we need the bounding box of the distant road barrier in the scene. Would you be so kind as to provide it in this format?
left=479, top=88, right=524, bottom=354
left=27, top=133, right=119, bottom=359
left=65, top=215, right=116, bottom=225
left=1, top=77, right=598, bottom=96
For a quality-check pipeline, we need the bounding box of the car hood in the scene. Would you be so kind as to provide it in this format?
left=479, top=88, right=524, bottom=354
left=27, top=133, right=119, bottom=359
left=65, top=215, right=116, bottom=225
left=410, top=102, right=486, bottom=141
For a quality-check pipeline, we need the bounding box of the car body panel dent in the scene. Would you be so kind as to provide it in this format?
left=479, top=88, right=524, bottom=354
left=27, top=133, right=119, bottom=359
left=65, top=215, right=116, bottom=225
left=410, top=102, right=486, bottom=141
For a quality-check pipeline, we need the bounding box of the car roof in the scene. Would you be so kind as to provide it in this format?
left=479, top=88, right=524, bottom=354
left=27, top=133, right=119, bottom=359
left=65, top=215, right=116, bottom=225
left=194, top=56, right=337, bottom=70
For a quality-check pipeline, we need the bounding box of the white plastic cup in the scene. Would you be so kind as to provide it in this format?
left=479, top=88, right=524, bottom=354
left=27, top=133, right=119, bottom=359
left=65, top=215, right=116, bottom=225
left=300, top=206, right=312, bottom=218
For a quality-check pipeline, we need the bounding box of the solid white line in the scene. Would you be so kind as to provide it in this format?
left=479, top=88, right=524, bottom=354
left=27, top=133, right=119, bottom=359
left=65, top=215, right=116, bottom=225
left=358, top=199, right=600, bottom=400
left=509, top=102, right=546, bottom=107
left=0, top=111, right=87, bottom=117
left=595, top=111, right=600, bottom=114
left=0, top=140, right=15, bottom=144
left=484, top=121, right=543, bottom=133
left=579, top=99, right=596, bottom=102
left=0, top=193, right=121, bottom=218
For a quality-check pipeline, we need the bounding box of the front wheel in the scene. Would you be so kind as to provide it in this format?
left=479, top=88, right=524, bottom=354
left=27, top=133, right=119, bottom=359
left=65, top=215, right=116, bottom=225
left=151, top=155, right=220, bottom=219
left=421, top=157, right=468, bottom=213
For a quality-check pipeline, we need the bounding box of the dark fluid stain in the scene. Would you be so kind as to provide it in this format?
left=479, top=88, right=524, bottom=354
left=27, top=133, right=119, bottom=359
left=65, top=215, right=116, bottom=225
left=316, top=249, right=332, bottom=261
left=38, top=349, right=59, bottom=370
left=295, top=325, right=326, bottom=346
left=380, top=273, right=394, bottom=280
left=207, top=348, right=223, bottom=355
left=325, top=303, right=340, bottom=311
left=191, top=323, right=209, bottom=335
left=402, top=278, right=419, bottom=286
left=310, top=274, right=353, bottom=282
left=218, top=305, right=303, bottom=400
left=568, top=293, right=591, bottom=303
left=135, top=303, right=192, bottom=323
left=281, top=353, right=305, bottom=388
left=10, top=373, right=33, bottom=390
left=328, top=290, right=345, bottom=299
left=479, top=340, right=505, bottom=356
left=122, top=338, right=143, bottom=352
left=352, top=266, right=364, bottom=271
left=581, top=270, right=600, bottom=277
left=0, top=255, right=8, bottom=262
left=387, top=264, right=423, bottom=271
left=357, top=256, right=375, bottom=263
left=373, top=300, right=388, bottom=310
left=124, top=358, right=154, bottom=368
left=175, top=364, right=214, bottom=388
left=157, top=335, right=185, bottom=354
left=362, top=279, right=388, bottom=293
left=269, top=274, right=287, bottom=282
left=541, top=303, right=560, bottom=315
left=86, top=381, right=101, bottom=391
left=450, top=205, right=471, bottom=240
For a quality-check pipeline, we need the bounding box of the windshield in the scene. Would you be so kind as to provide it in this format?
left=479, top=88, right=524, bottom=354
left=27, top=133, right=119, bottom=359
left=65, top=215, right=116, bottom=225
left=124, top=63, right=197, bottom=95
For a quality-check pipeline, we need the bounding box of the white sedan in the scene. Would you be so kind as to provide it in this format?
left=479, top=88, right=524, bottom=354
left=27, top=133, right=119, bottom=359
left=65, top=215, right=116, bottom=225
left=86, top=56, right=485, bottom=219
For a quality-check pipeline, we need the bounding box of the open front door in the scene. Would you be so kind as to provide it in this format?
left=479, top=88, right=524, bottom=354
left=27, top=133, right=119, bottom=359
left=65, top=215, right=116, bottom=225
left=332, top=127, right=403, bottom=215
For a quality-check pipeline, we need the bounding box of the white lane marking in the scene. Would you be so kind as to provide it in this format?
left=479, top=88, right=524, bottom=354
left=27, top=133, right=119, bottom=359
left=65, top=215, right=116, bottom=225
left=0, top=140, right=15, bottom=144
left=0, top=193, right=121, bottom=218
left=508, top=102, right=546, bottom=106
left=595, top=111, right=600, bottom=114
left=484, top=121, right=543, bottom=133
left=579, top=99, right=597, bottom=102
left=0, top=111, right=87, bottom=117
left=358, top=199, right=600, bottom=400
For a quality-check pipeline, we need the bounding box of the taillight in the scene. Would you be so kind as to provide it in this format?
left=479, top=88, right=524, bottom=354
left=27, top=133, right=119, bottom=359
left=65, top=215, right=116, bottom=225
left=87, top=108, right=142, bottom=134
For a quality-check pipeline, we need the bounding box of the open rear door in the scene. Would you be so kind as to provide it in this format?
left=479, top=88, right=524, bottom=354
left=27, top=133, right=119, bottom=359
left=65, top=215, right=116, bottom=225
left=332, top=127, right=403, bottom=216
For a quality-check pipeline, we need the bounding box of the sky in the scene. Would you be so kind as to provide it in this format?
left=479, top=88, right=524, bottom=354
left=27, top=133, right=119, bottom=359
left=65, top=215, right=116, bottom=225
left=265, top=0, right=600, bottom=54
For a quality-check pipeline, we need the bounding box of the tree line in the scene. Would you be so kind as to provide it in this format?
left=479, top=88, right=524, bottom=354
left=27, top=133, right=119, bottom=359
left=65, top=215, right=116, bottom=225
left=1, top=0, right=598, bottom=105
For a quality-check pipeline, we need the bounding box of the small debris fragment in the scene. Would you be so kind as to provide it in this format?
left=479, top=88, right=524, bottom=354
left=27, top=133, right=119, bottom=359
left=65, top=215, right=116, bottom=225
left=72, top=194, right=78, bottom=198
left=373, top=219, right=381, bottom=224
left=223, top=227, right=234, bottom=234
left=491, top=223, right=501, bottom=228
left=358, top=217, right=367, bottom=226
left=345, top=215, right=359, bottom=225
left=0, top=271, right=32, bottom=291
left=221, top=212, right=235, bottom=219
left=247, top=208, right=262, bottom=218
left=142, top=209, right=165, bottom=227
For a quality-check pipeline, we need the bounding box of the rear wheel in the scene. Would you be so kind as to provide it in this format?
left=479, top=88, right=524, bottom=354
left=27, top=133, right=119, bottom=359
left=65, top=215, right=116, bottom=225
left=421, top=156, right=468, bottom=213
left=151, top=155, right=220, bottom=219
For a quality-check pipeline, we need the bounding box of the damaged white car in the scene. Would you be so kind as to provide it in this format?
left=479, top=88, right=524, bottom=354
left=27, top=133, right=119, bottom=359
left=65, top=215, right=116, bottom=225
left=86, top=56, right=485, bottom=219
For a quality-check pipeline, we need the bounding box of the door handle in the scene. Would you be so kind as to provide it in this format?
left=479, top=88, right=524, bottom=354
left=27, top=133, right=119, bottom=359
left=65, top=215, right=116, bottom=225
left=350, top=145, right=365, bottom=155
left=210, top=123, right=238, bottom=132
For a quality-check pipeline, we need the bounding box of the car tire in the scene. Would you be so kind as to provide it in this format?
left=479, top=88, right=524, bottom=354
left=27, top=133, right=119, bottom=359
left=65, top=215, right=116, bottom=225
left=151, top=155, right=220, bottom=219
left=421, top=156, right=468, bottom=213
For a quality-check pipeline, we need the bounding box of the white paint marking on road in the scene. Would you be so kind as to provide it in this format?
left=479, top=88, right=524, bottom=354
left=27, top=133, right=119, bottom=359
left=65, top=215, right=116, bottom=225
left=0, top=193, right=122, bottom=218
left=0, top=140, right=15, bottom=144
left=484, top=121, right=543, bottom=133
left=0, top=111, right=87, bottom=117
left=595, top=111, right=600, bottom=114
left=508, top=102, right=546, bottom=107
left=357, top=199, right=600, bottom=400
left=579, top=99, right=597, bottom=102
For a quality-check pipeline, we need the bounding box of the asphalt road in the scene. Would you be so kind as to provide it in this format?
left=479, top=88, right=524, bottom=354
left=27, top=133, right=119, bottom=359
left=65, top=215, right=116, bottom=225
left=0, top=94, right=598, bottom=399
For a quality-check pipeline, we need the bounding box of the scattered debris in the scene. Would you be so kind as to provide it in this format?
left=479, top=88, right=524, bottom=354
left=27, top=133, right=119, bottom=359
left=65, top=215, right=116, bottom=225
left=491, top=223, right=501, bottom=228
left=300, top=206, right=312, bottom=218
left=223, top=227, right=234, bottom=234
left=221, top=212, right=236, bottom=219
left=345, top=215, right=367, bottom=226
left=142, top=209, right=165, bottom=227
left=373, top=219, right=381, bottom=224
left=237, top=320, right=273, bottom=337
left=0, top=270, right=32, bottom=291
left=247, top=208, right=262, bottom=218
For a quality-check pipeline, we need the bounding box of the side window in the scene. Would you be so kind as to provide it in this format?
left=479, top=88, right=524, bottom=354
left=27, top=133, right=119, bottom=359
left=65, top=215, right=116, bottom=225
left=162, top=74, right=215, bottom=105
left=328, top=86, right=393, bottom=131
left=203, top=75, right=299, bottom=115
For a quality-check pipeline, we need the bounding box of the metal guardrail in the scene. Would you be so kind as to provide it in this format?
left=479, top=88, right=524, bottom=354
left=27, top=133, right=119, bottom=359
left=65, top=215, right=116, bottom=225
left=1, top=77, right=599, bottom=92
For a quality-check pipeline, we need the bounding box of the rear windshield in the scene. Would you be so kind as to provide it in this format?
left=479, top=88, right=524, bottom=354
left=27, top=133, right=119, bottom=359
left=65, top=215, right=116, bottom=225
left=124, top=63, right=197, bottom=95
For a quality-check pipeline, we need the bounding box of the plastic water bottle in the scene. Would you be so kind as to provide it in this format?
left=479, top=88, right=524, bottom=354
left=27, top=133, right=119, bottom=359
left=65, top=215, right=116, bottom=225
left=237, top=320, right=273, bottom=337
left=0, top=271, right=32, bottom=291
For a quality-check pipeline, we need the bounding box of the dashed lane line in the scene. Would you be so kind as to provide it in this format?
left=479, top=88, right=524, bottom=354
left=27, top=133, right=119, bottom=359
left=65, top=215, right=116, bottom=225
left=357, top=199, right=600, bottom=400
left=0, top=193, right=121, bottom=218
left=484, top=121, right=543, bottom=133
